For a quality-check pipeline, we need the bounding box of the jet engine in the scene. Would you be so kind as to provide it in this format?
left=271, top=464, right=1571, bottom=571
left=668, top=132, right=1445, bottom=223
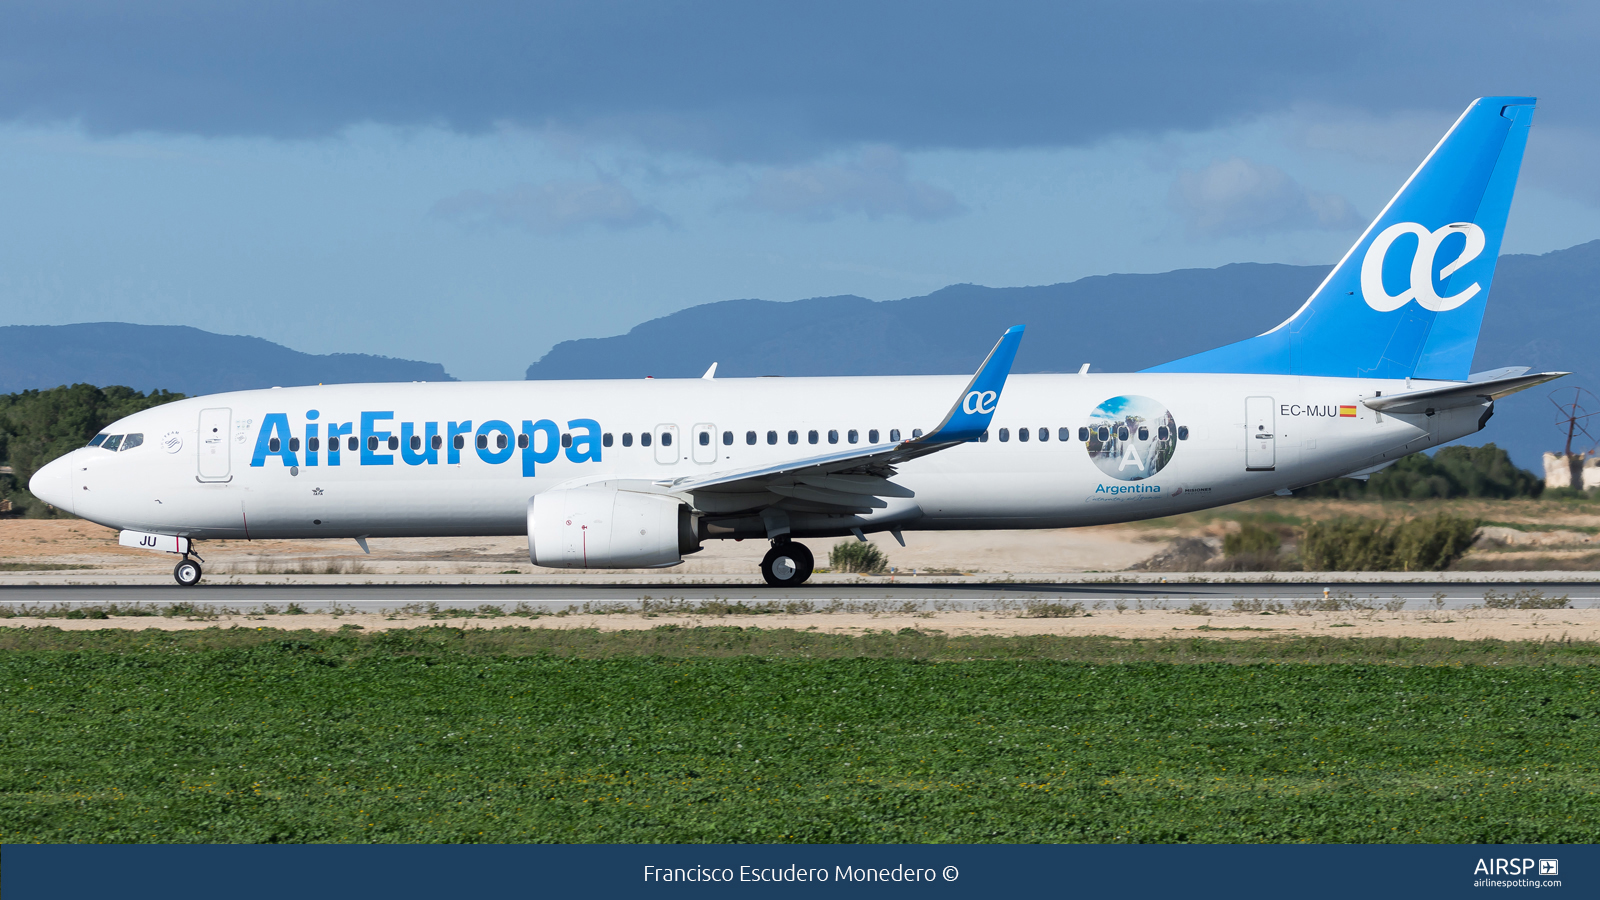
left=528, top=487, right=697, bottom=568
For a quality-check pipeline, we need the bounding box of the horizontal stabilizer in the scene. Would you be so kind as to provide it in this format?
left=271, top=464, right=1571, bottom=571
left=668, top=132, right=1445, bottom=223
left=1362, top=371, right=1567, bottom=414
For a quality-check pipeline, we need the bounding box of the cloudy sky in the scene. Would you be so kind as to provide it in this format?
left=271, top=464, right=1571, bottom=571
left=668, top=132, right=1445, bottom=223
left=2, top=1, right=1598, bottom=379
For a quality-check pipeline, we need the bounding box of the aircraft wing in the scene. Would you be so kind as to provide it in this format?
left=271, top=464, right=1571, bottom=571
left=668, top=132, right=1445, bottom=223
left=660, top=325, right=1024, bottom=513
left=1363, top=371, right=1568, bottom=415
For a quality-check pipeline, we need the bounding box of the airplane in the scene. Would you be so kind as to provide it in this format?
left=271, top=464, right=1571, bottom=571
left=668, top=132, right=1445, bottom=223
left=30, top=96, right=1564, bottom=588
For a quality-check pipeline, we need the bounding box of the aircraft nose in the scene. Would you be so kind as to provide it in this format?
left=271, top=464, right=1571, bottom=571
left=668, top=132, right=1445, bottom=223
left=28, top=455, right=75, bottom=515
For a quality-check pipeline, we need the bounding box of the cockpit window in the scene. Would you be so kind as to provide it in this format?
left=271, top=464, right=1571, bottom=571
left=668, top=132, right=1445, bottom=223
left=101, top=434, right=124, bottom=451
left=88, top=434, right=108, bottom=448
left=120, top=433, right=144, bottom=451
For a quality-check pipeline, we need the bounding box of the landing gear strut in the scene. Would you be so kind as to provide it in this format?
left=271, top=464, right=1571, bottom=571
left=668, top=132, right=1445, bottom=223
left=760, top=539, right=814, bottom=587
left=173, top=557, right=203, bottom=587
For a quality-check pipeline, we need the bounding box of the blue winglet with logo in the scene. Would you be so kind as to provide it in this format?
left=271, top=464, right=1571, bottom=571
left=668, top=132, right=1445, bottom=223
left=916, top=325, right=1025, bottom=444
left=1147, top=96, right=1535, bottom=381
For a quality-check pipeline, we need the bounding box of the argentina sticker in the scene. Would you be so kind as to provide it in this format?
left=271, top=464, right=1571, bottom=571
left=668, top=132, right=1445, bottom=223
left=1085, top=395, right=1178, bottom=481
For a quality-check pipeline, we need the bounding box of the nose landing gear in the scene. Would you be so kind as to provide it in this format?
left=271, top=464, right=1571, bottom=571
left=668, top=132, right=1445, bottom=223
left=173, top=556, right=203, bottom=587
left=760, top=539, right=814, bottom=587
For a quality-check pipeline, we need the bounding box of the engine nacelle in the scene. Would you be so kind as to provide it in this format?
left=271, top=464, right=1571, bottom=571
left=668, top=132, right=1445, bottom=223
left=529, top=487, right=696, bottom=568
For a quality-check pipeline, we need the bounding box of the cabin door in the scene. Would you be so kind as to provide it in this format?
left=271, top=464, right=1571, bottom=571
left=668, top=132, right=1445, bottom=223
left=197, top=408, right=232, bottom=481
left=1245, top=396, right=1275, bottom=471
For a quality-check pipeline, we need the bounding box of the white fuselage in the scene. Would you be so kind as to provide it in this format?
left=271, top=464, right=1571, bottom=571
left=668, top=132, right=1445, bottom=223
left=38, top=372, right=1482, bottom=546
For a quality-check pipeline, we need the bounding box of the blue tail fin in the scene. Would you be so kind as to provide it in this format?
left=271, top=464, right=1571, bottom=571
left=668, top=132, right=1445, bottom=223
left=1147, top=96, right=1535, bottom=380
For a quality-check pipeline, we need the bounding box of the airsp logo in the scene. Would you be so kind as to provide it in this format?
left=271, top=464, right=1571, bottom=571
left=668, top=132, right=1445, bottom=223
left=962, top=390, right=997, bottom=415
left=1360, top=221, right=1486, bottom=312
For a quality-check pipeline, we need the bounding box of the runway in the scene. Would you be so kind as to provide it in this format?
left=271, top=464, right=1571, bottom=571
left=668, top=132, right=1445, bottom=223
left=2, top=580, right=1596, bottom=612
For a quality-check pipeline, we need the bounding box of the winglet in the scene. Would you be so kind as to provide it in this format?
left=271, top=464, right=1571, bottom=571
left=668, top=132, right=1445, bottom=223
left=702, top=362, right=718, bottom=380
left=915, top=325, right=1025, bottom=444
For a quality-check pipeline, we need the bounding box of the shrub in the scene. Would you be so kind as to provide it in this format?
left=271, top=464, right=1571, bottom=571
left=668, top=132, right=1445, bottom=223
left=828, top=540, right=888, bottom=574
left=1300, top=514, right=1480, bottom=571
left=1215, top=523, right=1284, bottom=571
left=1295, top=443, right=1542, bottom=500
left=1484, top=589, right=1571, bottom=609
left=1224, top=523, right=1281, bottom=557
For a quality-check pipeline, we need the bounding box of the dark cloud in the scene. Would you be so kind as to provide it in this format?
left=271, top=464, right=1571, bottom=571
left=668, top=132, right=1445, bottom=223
left=430, top=179, right=668, bottom=234
left=1, top=2, right=1597, bottom=160
left=1170, top=157, right=1363, bottom=238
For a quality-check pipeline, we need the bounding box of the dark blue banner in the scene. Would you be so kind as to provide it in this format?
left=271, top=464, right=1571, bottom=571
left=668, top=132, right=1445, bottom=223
left=4, top=843, right=1594, bottom=899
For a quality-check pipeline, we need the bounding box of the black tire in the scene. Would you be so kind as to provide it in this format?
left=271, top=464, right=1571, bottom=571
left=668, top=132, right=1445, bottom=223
left=760, top=542, right=814, bottom=587
left=173, top=559, right=202, bottom=587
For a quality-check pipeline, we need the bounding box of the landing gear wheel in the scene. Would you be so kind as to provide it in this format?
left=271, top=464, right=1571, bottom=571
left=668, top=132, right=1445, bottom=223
left=173, top=558, right=203, bottom=587
left=761, top=541, right=814, bottom=587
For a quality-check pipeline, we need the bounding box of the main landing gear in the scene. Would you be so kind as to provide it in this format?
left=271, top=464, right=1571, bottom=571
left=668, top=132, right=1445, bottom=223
left=173, top=556, right=203, bottom=587
left=760, top=539, right=814, bottom=588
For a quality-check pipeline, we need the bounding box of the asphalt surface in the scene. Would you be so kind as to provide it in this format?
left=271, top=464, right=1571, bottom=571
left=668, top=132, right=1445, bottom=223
left=2, top=581, right=1596, bottom=612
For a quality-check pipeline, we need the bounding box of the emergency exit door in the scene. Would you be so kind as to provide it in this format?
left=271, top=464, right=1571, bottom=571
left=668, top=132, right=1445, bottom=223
left=1245, top=396, right=1275, bottom=471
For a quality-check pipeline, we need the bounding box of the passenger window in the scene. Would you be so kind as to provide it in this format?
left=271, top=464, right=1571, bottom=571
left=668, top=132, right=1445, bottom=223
left=451, top=435, right=463, bottom=451
left=1038, top=427, right=1048, bottom=442
left=623, top=432, right=633, bottom=447
left=911, top=429, right=922, bottom=438
left=998, top=428, right=1010, bottom=442
left=309, top=437, right=320, bottom=452
left=602, top=433, right=613, bottom=448
left=788, top=430, right=799, bottom=444
left=476, top=434, right=487, bottom=449
left=767, top=430, right=778, bottom=445
left=868, top=429, right=878, bottom=443
left=642, top=432, right=652, bottom=447
left=1117, top=426, right=1129, bottom=441
left=1097, top=426, right=1109, bottom=442
left=88, top=434, right=107, bottom=447
left=1137, top=427, right=1149, bottom=441
left=827, top=429, right=838, bottom=444
left=432, top=435, right=442, bottom=450
left=102, top=435, right=124, bottom=451
left=746, top=431, right=757, bottom=445
left=698, top=431, right=710, bottom=446
left=1158, top=426, right=1169, bottom=441
left=499, top=434, right=510, bottom=450
left=889, top=429, right=900, bottom=441
left=287, top=437, right=299, bottom=452
left=121, top=433, right=144, bottom=450
left=980, top=430, right=989, bottom=442
left=1018, top=427, right=1029, bottom=442
left=848, top=429, right=858, bottom=444
left=269, top=437, right=280, bottom=453
left=518, top=434, right=530, bottom=449
left=661, top=432, right=672, bottom=447
left=388, top=436, right=400, bottom=451
left=1178, top=425, right=1190, bottom=440
left=808, top=430, right=819, bottom=444
left=560, top=433, right=570, bottom=448
left=722, top=431, right=733, bottom=445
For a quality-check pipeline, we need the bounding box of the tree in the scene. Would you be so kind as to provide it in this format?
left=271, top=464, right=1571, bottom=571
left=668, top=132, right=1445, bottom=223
left=0, top=384, right=183, bottom=517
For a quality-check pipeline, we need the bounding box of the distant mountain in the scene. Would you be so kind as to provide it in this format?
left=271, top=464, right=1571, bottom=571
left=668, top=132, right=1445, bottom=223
left=0, top=323, right=456, bottom=396
left=527, top=240, right=1600, bottom=470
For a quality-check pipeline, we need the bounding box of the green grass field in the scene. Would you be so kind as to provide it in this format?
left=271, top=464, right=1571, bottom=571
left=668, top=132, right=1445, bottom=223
left=1, top=626, right=1597, bottom=843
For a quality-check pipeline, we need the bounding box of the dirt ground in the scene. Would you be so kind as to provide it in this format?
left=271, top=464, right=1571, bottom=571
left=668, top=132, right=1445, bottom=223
left=0, top=517, right=1162, bottom=579
left=5, top=607, right=1599, bottom=641
left=7, top=496, right=1600, bottom=581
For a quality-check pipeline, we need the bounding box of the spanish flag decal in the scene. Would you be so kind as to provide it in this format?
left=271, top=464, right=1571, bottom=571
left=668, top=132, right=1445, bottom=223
left=1339, top=405, right=1358, bottom=417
